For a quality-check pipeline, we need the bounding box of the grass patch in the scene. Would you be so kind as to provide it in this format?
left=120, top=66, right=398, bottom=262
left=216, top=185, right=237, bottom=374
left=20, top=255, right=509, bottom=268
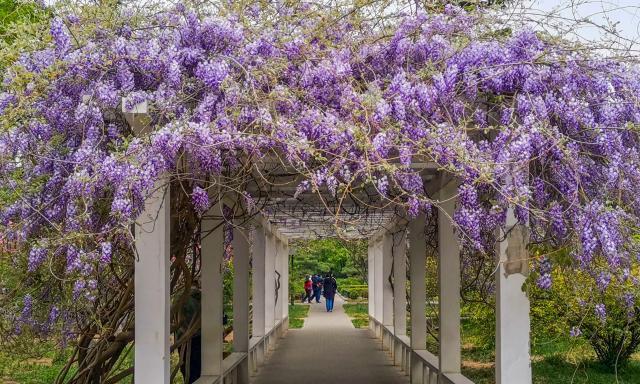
left=0, top=341, right=78, bottom=384
left=0, top=343, right=184, bottom=383
left=343, top=303, right=369, bottom=328
left=458, top=317, right=640, bottom=384
left=0, top=350, right=69, bottom=384
left=289, top=318, right=305, bottom=328
left=288, top=304, right=310, bottom=329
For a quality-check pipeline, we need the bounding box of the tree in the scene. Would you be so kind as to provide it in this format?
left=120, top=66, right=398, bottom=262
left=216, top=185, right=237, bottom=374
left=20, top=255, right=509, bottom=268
left=338, top=239, right=369, bottom=283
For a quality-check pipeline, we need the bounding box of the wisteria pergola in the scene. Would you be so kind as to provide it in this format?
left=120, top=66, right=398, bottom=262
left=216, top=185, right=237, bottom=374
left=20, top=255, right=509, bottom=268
left=128, top=92, right=529, bottom=383
left=3, top=2, right=640, bottom=384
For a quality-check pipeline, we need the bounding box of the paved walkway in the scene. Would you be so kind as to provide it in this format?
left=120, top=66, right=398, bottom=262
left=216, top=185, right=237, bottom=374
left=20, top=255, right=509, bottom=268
left=253, top=296, right=409, bottom=384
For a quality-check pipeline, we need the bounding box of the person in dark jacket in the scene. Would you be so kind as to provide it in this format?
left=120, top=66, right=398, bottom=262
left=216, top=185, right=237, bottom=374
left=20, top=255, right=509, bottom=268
left=312, top=273, right=323, bottom=303
left=322, top=272, right=338, bottom=312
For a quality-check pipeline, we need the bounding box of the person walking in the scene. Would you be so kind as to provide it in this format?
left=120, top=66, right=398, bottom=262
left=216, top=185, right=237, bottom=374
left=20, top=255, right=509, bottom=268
left=312, top=273, right=323, bottom=303
left=302, top=275, right=313, bottom=303
left=323, top=272, right=338, bottom=312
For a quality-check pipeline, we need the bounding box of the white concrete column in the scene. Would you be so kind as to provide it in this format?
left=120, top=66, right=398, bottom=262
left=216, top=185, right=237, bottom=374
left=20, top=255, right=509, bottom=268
left=393, top=230, right=407, bottom=366
left=496, top=206, right=532, bottom=384
left=200, top=210, right=225, bottom=379
left=374, top=238, right=383, bottom=337
left=382, top=233, right=394, bottom=326
left=274, top=237, right=283, bottom=325
left=408, top=214, right=427, bottom=384
left=381, top=233, right=393, bottom=326
left=265, top=233, right=276, bottom=334
left=368, top=241, right=375, bottom=323
left=232, top=224, right=250, bottom=384
left=382, top=232, right=394, bottom=350
left=282, top=240, right=290, bottom=324
left=393, top=230, right=407, bottom=335
left=252, top=225, right=266, bottom=365
left=134, top=182, right=170, bottom=384
left=438, top=180, right=461, bottom=377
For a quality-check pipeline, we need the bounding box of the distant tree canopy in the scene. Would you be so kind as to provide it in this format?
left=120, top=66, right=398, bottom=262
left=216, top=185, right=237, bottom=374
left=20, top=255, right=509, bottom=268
left=290, top=239, right=368, bottom=287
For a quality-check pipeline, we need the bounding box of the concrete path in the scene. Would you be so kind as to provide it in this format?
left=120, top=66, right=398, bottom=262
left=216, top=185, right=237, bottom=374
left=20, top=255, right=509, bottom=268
left=253, top=296, right=409, bottom=384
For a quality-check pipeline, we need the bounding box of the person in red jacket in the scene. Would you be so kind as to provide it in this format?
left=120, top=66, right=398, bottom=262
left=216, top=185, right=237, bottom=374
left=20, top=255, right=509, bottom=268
left=302, top=275, right=313, bottom=303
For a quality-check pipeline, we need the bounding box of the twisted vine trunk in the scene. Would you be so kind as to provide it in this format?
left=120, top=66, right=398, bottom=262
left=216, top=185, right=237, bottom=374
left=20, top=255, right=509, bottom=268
left=56, top=179, right=202, bottom=383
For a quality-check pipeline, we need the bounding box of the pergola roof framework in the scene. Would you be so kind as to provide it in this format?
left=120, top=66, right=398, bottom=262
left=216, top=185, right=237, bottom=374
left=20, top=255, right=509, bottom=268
left=264, top=199, right=402, bottom=239
left=245, top=157, right=441, bottom=239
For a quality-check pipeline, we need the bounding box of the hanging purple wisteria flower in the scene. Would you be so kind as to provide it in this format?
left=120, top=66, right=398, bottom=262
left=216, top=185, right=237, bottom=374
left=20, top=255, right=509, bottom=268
left=536, top=256, right=552, bottom=290
left=192, top=186, right=210, bottom=216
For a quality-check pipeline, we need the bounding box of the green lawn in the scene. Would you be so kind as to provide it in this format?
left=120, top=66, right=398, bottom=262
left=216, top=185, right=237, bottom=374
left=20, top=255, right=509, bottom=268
left=460, top=322, right=640, bottom=384
left=343, top=302, right=369, bottom=328
left=288, top=304, right=310, bottom=329
left=0, top=344, right=183, bottom=383
left=0, top=349, right=70, bottom=384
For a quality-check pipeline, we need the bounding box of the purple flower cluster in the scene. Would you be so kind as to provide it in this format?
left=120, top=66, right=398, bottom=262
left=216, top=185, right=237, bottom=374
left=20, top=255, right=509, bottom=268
left=536, top=256, right=552, bottom=290
left=100, top=242, right=112, bottom=264
left=50, top=18, right=70, bottom=54
left=195, top=60, right=229, bottom=91
left=27, top=246, right=47, bottom=272
left=192, top=186, right=210, bottom=216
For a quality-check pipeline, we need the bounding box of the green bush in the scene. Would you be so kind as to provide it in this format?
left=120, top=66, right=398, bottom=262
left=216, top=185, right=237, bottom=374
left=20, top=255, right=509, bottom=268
left=339, top=285, right=368, bottom=300
left=528, top=256, right=640, bottom=370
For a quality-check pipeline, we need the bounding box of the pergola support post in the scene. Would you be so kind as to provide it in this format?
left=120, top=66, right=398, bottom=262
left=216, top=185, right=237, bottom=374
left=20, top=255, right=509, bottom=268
left=393, top=230, right=407, bottom=366
left=232, top=224, right=250, bottom=384
left=134, top=182, right=170, bottom=384
left=408, top=214, right=427, bottom=384
left=282, top=240, right=290, bottom=331
left=252, top=225, right=266, bottom=368
left=374, top=238, right=383, bottom=338
left=265, top=233, right=276, bottom=348
left=496, top=207, right=532, bottom=384
left=381, top=232, right=394, bottom=351
left=367, top=241, right=375, bottom=332
left=200, top=208, right=225, bottom=381
left=438, top=180, right=462, bottom=378
left=274, top=237, right=283, bottom=331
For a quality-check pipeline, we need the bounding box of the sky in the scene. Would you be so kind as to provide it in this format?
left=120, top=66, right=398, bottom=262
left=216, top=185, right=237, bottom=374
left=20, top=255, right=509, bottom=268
left=505, top=0, right=640, bottom=57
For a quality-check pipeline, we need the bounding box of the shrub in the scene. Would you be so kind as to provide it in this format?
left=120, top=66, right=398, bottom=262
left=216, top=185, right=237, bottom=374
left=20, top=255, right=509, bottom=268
left=339, top=285, right=368, bottom=300
left=579, top=293, right=640, bottom=368
left=529, top=253, right=640, bottom=369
